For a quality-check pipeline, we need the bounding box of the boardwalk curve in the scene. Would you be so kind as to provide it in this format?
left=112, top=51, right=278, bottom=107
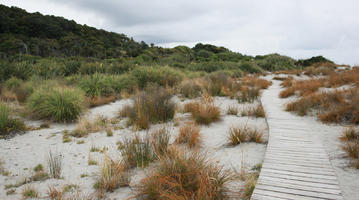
left=251, top=80, right=343, bottom=200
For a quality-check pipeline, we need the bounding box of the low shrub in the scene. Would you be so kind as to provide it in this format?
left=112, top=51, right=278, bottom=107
left=175, top=122, right=201, bottom=148
left=27, top=87, right=86, bottom=122
left=136, top=148, right=233, bottom=200
left=184, top=97, right=220, bottom=125
left=121, top=85, right=175, bottom=129
left=4, top=77, right=22, bottom=90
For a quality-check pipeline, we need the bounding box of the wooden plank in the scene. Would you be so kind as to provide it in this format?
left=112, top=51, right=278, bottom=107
left=258, top=175, right=341, bottom=190
left=251, top=81, right=343, bottom=200
left=255, top=185, right=343, bottom=199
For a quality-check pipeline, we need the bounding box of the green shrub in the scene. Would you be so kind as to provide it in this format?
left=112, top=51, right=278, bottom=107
left=130, top=66, right=183, bottom=89
left=78, top=73, right=115, bottom=97
left=5, top=77, right=22, bottom=90
left=239, top=61, right=263, bottom=73
left=27, top=87, right=86, bottom=122
left=79, top=62, right=106, bottom=75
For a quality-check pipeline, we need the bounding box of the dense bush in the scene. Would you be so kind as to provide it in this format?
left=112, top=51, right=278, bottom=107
left=130, top=66, right=184, bottom=88
left=27, top=87, right=86, bottom=122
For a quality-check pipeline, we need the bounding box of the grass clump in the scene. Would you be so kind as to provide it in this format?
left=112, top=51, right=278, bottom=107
left=47, top=150, right=62, bottom=179
left=286, top=89, right=359, bottom=124
left=227, top=105, right=238, bottom=115
left=339, top=128, right=359, bottom=168
left=117, top=135, right=155, bottom=168
left=71, top=116, right=109, bottom=137
left=150, top=126, right=171, bottom=158
left=241, top=104, right=266, bottom=118
left=27, top=87, right=86, bottom=122
left=121, top=85, right=175, bottom=129
left=228, top=125, right=264, bottom=145
left=95, top=156, right=130, bottom=194
left=238, top=86, right=260, bottom=103
left=179, top=79, right=202, bottom=98
left=0, top=103, right=26, bottom=137
left=136, top=147, right=233, bottom=200
left=22, top=185, right=39, bottom=199
left=47, top=186, right=63, bottom=200
left=175, top=122, right=201, bottom=148
left=184, top=95, right=221, bottom=125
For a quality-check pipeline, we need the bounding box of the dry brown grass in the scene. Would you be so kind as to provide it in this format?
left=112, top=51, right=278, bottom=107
left=71, top=116, right=108, bottom=137
left=280, top=76, right=294, bottom=87
left=95, top=155, right=130, bottom=194
left=286, top=88, right=359, bottom=124
left=339, top=128, right=359, bottom=168
left=241, top=76, right=272, bottom=89
left=86, top=96, right=116, bottom=107
left=179, top=79, right=202, bottom=98
left=184, top=95, right=221, bottom=125
left=22, top=185, right=39, bottom=199
left=175, top=122, right=201, bottom=148
left=280, top=79, right=325, bottom=98
left=120, top=85, right=175, bottom=129
left=228, top=125, right=264, bottom=145
left=227, top=105, right=238, bottom=115
left=136, top=147, right=233, bottom=200
left=47, top=186, right=63, bottom=200
left=241, top=104, right=265, bottom=118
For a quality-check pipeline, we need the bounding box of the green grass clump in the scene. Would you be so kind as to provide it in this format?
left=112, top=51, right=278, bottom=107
left=0, top=103, right=26, bottom=136
left=27, top=87, right=86, bottom=122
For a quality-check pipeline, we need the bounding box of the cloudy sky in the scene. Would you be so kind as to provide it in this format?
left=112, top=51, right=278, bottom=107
left=2, top=0, right=359, bottom=65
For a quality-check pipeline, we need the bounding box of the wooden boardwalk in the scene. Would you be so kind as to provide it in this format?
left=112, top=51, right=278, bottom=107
left=251, top=80, right=343, bottom=200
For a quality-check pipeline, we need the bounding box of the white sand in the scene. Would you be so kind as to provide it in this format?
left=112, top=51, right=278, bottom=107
left=0, top=96, right=267, bottom=199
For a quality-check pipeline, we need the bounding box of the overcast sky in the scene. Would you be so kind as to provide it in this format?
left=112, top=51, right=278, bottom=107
left=2, top=0, right=359, bottom=65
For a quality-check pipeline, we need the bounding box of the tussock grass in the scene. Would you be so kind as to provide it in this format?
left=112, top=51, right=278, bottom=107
left=227, top=105, right=238, bottom=115
left=280, top=79, right=324, bottom=98
left=121, top=85, right=175, bottom=129
left=340, top=128, right=359, bottom=168
left=175, top=122, right=201, bottom=148
left=179, top=79, right=202, bottom=98
left=95, top=155, right=130, bottom=194
left=241, top=164, right=262, bottom=200
left=22, top=185, right=39, bottom=199
left=241, top=76, right=272, bottom=89
left=150, top=126, right=170, bottom=158
left=27, top=87, right=86, bottom=122
left=228, top=125, right=264, bottom=145
left=47, top=186, right=63, bottom=200
left=286, top=89, right=359, bottom=124
left=86, top=95, right=116, bottom=107
left=184, top=95, right=221, bottom=125
left=71, top=116, right=109, bottom=137
left=241, top=104, right=265, bottom=118
left=47, top=150, right=62, bottom=179
left=0, top=103, right=26, bottom=137
left=136, top=147, right=233, bottom=200
left=238, top=86, right=260, bottom=103
left=118, top=135, right=155, bottom=168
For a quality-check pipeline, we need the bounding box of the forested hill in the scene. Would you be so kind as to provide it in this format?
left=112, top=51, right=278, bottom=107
left=0, top=4, right=149, bottom=58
